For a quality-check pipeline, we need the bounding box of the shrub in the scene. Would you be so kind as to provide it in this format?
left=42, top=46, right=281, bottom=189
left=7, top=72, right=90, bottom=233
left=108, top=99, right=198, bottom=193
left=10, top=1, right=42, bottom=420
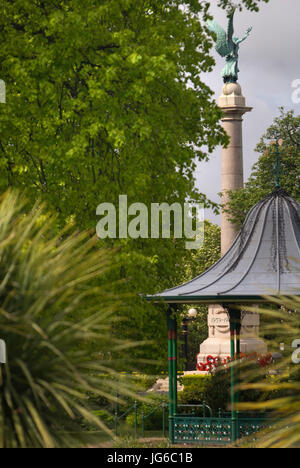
left=179, top=374, right=211, bottom=389
left=0, top=191, right=137, bottom=448
left=178, top=372, right=229, bottom=415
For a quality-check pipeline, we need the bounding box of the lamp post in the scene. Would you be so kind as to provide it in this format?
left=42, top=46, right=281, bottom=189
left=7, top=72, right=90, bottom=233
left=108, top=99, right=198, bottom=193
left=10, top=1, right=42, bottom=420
left=181, top=308, right=197, bottom=371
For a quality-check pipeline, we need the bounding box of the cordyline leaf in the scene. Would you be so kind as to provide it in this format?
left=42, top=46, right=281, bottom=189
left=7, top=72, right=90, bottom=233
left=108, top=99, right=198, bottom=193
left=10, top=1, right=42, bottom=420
left=37, top=380, right=75, bottom=419
left=23, top=397, right=55, bottom=449
left=3, top=389, right=26, bottom=449
left=0, top=190, right=140, bottom=447
left=71, top=401, right=114, bottom=439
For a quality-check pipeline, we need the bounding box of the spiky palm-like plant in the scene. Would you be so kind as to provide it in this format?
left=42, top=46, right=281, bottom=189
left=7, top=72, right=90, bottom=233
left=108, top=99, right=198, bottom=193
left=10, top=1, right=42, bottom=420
left=0, top=191, right=136, bottom=448
left=237, top=295, right=300, bottom=448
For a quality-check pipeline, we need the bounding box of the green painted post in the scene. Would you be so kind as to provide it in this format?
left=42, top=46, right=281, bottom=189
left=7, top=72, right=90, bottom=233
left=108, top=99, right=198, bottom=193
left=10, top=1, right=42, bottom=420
left=141, top=410, right=144, bottom=438
left=236, top=314, right=241, bottom=359
left=167, top=310, right=175, bottom=443
left=134, top=400, right=138, bottom=439
left=229, top=309, right=237, bottom=443
left=114, top=391, right=119, bottom=437
left=162, top=402, right=166, bottom=438
left=172, top=319, right=178, bottom=417
left=235, top=310, right=241, bottom=439
left=0, top=364, right=4, bottom=448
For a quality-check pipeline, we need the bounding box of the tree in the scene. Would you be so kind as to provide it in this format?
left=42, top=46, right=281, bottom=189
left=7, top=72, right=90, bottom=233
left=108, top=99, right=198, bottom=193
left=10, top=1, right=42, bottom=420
left=0, top=0, right=271, bottom=225
left=0, top=0, right=227, bottom=223
left=226, top=109, right=300, bottom=228
left=0, top=0, right=270, bottom=371
left=0, top=0, right=223, bottom=373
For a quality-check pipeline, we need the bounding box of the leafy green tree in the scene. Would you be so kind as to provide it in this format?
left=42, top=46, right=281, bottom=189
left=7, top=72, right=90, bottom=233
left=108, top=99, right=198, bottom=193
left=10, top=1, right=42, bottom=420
left=0, top=190, right=140, bottom=448
left=0, top=0, right=270, bottom=371
left=0, top=0, right=227, bottom=373
left=0, top=0, right=227, bottom=223
left=0, top=0, right=271, bottom=228
left=226, top=109, right=300, bottom=227
left=183, top=220, right=221, bottom=281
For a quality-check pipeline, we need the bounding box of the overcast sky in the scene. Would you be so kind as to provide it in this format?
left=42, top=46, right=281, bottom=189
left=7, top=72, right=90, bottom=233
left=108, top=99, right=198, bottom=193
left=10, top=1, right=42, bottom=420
left=197, top=0, right=300, bottom=224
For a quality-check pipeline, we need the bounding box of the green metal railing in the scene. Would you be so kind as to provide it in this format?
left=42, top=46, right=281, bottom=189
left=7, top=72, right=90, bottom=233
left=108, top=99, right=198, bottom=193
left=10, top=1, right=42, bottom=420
left=174, top=416, right=232, bottom=444
left=114, top=399, right=138, bottom=439
left=177, top=402, right=213, bottom=418
left=108, top=396, right=273, bottom=444
left=114, top=395, right=170, bottom=439
left=173, top=413, right=273, bottom=444
left=141, top=401, right=168, bottom=438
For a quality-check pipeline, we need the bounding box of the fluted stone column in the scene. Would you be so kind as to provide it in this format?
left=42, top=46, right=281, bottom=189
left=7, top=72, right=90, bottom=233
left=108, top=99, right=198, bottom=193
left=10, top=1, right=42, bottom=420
left=197, top=83, right=267, bottom=368
left=219, top=82, right=252, bottom=254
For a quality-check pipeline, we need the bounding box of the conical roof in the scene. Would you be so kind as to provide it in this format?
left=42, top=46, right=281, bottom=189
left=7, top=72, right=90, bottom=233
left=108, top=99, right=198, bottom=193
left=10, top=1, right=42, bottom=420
left=147, top=189, right=300, bottom=304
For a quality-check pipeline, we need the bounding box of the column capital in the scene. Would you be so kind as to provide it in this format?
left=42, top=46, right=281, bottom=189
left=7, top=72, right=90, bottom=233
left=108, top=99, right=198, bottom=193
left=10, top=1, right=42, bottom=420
left=218, top=82, right=252, bottom=117
left=220, top=106, right=253, bottom=121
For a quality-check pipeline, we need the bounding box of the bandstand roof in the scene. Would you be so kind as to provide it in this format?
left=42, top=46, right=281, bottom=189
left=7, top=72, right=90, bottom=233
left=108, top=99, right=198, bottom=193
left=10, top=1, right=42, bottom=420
left=147, top=189, right=300, bottom=304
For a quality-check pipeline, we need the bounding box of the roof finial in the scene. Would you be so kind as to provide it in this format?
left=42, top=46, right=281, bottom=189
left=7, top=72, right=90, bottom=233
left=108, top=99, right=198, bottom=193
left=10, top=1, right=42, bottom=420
left=275, top=139, right=280, bottom=189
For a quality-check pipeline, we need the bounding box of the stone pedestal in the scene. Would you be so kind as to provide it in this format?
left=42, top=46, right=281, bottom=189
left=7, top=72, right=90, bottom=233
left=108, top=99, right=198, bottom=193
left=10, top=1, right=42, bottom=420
left=197, top=83, right=267, bottom=367
left=197, top=305, right=267, bottom=366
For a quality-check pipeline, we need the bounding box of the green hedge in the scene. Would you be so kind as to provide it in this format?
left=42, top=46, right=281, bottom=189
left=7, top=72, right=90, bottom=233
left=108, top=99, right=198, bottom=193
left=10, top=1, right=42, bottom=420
left=179, top=374, right=211, bottom=388
left=178, top=371, right=230, bottom=415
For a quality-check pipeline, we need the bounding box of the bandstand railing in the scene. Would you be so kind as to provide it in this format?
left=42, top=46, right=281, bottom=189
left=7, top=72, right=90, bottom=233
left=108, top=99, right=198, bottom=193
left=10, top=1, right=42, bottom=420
left=173, top=413, right=273, bottom=445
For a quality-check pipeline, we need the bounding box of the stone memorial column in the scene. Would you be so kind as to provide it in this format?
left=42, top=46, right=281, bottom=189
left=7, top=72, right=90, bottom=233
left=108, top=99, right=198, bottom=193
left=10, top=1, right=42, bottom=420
left=218, top=82, right=251, bottom=254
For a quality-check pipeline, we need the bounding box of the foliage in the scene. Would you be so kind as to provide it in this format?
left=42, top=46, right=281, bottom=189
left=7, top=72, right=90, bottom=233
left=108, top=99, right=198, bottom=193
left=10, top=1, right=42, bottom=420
left=0, top=0, right=270, bottom=372
left=95, top=372, right=159, bottom=413
left=179, top=370, right=229, bottom=415
left=178, top=374, right=212, bottom=413
left=182, top=221, right=221, bottom=282
left=179, top=373, right=211, bottom=389
left=0, top=0, right=227, bottom=223
left=113, top=437, right=172, bottom=448
left=0, top=190, right=139, bottom=448
left=0, top=0, right=232, bottom=373
left=226, top=109, right=300, bottom=227
left=237, top=296, right=300, bottom=448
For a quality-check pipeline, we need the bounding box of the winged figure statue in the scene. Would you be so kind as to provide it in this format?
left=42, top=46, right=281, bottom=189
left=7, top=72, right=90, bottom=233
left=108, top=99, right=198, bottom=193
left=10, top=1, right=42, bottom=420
left=206, top=8, right=252, bottom=83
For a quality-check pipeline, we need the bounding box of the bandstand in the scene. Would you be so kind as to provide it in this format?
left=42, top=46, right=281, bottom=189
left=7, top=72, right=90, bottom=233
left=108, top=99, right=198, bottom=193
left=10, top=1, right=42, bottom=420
left=146, top=189, right=300, bottom=444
